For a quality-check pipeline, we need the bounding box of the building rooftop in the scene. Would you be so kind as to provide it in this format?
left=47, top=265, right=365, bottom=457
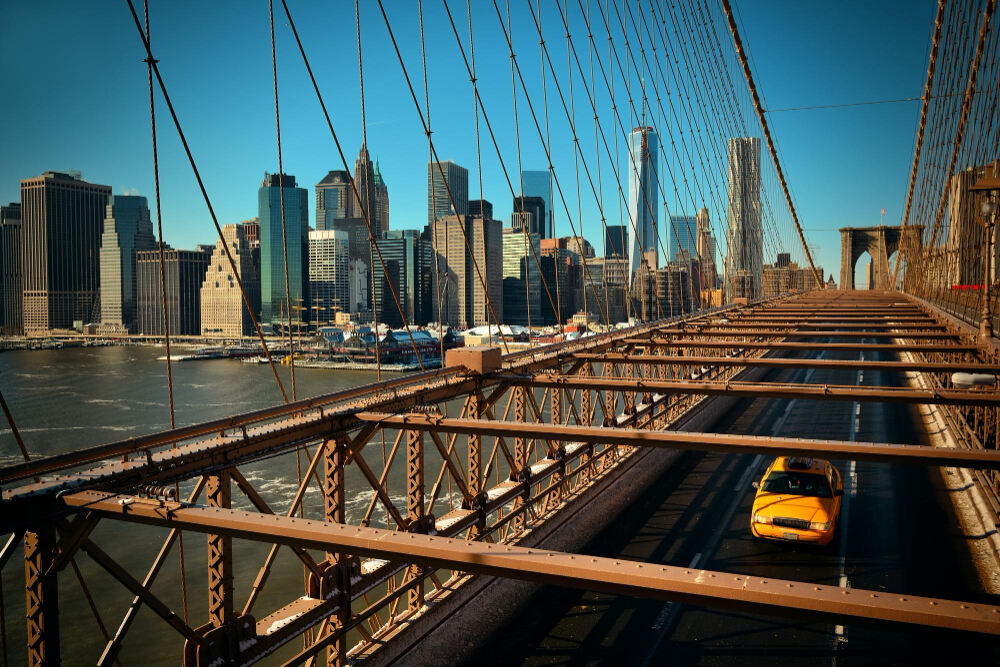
left=317, top=170, right=351, bottom=186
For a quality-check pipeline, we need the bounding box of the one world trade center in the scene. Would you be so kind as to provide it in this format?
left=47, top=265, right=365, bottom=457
left=627, top=125, right=659, bottom=284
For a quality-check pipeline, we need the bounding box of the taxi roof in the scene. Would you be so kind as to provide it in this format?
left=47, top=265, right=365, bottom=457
left=772, top=456, right=828, bottom=475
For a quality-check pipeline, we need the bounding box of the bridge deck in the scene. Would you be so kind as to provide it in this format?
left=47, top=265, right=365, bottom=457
left=2, top=291, right=999, bottom=665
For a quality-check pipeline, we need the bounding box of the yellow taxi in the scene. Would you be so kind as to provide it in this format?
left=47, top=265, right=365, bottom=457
left=750, top=456, right=843, bottom=546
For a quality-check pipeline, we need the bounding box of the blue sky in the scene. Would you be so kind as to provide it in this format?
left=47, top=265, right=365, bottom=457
left=0, top=1, right=937, bottom=285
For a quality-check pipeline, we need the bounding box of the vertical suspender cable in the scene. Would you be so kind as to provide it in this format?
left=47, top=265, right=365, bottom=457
left=891, top=0, right=945, bottom=288
left=924, top=0, right=996, bottom=254
left=419, top=3, right=447, bottom=364
left=357, top=0, right=382, bottom=381
left=719, top=0, right=822, bottom=289
left=269, top=0, right=297, bottom=401
left=125, top=0, right=291, bottom=403
left=142, top=0, right=188, bottom=625
left=276, top=1, right=430, bottom=371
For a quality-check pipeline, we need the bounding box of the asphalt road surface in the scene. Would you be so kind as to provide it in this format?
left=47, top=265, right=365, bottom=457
left=465, top=341, right=1000, bottom=666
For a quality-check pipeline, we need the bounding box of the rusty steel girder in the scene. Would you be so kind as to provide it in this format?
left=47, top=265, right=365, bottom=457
left=354, top=412, right=1000, bottom=470
left=505, top=373, right=1000, bottom=407
left=622, top=339, right=980, bottom=353
left=5, top=290, right=1000, bottom=665
left=652, top=328, right=961, bottom=340
left=569, top=353, right=1000, bottom=373
left=59, top=490, right=1000, bottom=635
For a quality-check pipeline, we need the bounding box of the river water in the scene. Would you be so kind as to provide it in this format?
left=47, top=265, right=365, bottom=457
left=1, top=346, right=391, bottom=664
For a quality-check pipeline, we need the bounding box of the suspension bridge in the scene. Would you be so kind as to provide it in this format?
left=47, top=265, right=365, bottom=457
left=1, top=0, right=1000, bottom=664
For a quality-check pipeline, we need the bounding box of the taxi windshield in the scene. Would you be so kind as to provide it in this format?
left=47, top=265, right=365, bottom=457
left=761, top=471, right=832, bottom=498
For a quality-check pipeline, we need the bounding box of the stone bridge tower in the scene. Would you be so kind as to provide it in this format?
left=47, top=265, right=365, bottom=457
left=839, top=225, right=923, bottom=290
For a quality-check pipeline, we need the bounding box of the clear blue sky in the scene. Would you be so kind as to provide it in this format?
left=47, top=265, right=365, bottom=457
left=0, top=1, right=937, bottom=285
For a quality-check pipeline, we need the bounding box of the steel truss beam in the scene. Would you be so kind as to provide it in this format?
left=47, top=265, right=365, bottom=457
left=652, top=329, right=960, bottom=340
left=0, top=314, right=689, bottom=491
left=503, top=374, right=1000, bottom=407
left=669, top=322, right=949, bottom=331
left=59, top=491, right=1000, bottom=635
left=621, top=340, right=979, bottom=353
left=354, top=413, right=1000, bottom=470
left=567, top=353, right=1000, bottom=374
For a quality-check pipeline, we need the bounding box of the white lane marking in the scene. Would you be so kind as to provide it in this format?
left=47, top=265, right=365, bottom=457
left=733, top=456, right=763, bottom=492
left=649, top=552, right=704, bottom=631
left=643, top=357, right=823, bottom=664
left=835, top=346, right=865, bottom=649
left=643, top=454, right=764, bottom=661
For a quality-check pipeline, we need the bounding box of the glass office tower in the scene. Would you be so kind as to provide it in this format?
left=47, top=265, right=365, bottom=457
left=627, top=126, right=659, bottom=284
left=259, top=172, right=309, bottom=331
left=669, top=215, right=697, bottom=262
left=519, top=170, right=553, bottom=238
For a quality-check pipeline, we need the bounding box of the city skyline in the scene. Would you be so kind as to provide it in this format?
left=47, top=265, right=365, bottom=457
left=0, top=2, right=940, bottom=285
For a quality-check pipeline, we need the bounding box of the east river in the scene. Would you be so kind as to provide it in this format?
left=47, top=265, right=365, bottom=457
left=1, top=346, right=388, bottom=664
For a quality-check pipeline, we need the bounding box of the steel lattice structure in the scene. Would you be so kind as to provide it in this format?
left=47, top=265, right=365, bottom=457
left=2, top=291, right=1000, bottom=665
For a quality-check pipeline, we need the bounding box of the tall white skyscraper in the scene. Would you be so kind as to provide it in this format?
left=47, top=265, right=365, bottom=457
left=724, top=137, right=762, bottom=301
left=627, top=126, right=659, bottom=284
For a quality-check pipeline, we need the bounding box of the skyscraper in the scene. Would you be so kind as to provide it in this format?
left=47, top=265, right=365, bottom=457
left=0, top=203, right=22, bottom=334
left=502, top=227, right=541, bottom=327
left=99, top=195, right=156, bottom=332
left=137, top=248, right=211, bottom=336
left=431, top=214, right=502, bottom=328
left=308, top=229, right=350, bottom=327
left=627, top=126, right=659, bottom=284
left=695, top=207, right=717, bottom=290
left=258, top=172, right=309, bottom=331
left=604, top=224, right=627, bottom=259
left=20, top=171, right=111, bottom=332
left=519, top=170, right=553, bottom=238
left=375, top=229, right=433, bottom=328
left=353, top=143, right=378, bottom=235
left=428, top=161, right=469, bottom=227
left=669, top=215, right=697, bottom=263
left=724, top=137, right=762, bottom=301
left=242, top=217, right=260, bottom=248
left=374, top=159, right=389, bottom=234
left=468, top=199, right=494, bottom=222
left=348, top=258, right=370, bottom=316
left=512, top=196, right=545, bottom=238
left=315, top=171, right=352, bottom=230
left=200, top=224, right=260, bottom=337
left=540, top=238, right=579, bottom=325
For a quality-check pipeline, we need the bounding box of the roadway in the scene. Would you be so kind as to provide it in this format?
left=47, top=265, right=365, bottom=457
left=465, top=340, right=1000, bottom=665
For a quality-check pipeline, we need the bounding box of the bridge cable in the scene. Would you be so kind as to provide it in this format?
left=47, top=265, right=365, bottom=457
left=123, top=0, right=291, bottom=403
left=511, top=1, right=639, bottom=327
left=276, top=0, right=431, bottom=371
left=923, top=0, right=995, bottom=255
left=419, top=2, right=448, bottom=364
left=719, top=0, right=822, bottom=289
left=631, top=0, right=710, bottom=309
left=575, top=0, right=698, bottom=314
left=269, top=0, right=298, bottom=401
left=355, top=0, right=383, bottom=382
left=373, top=0, right=511, bottom=350
left=141, top=0, right=189, bottom=626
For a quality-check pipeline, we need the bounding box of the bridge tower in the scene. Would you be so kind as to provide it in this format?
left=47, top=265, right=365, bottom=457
left=839, top=225, right=923, bottom=290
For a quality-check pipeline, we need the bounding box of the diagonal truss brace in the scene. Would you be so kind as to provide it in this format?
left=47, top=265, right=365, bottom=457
left=60, top=491, right=1000, bottom=635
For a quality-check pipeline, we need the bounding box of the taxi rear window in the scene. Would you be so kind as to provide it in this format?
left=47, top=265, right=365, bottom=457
left=761, top=472, right=832, bottom=498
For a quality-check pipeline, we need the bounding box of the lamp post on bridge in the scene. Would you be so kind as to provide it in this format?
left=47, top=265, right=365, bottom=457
left=971, top=161, right=1000, bottom=342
